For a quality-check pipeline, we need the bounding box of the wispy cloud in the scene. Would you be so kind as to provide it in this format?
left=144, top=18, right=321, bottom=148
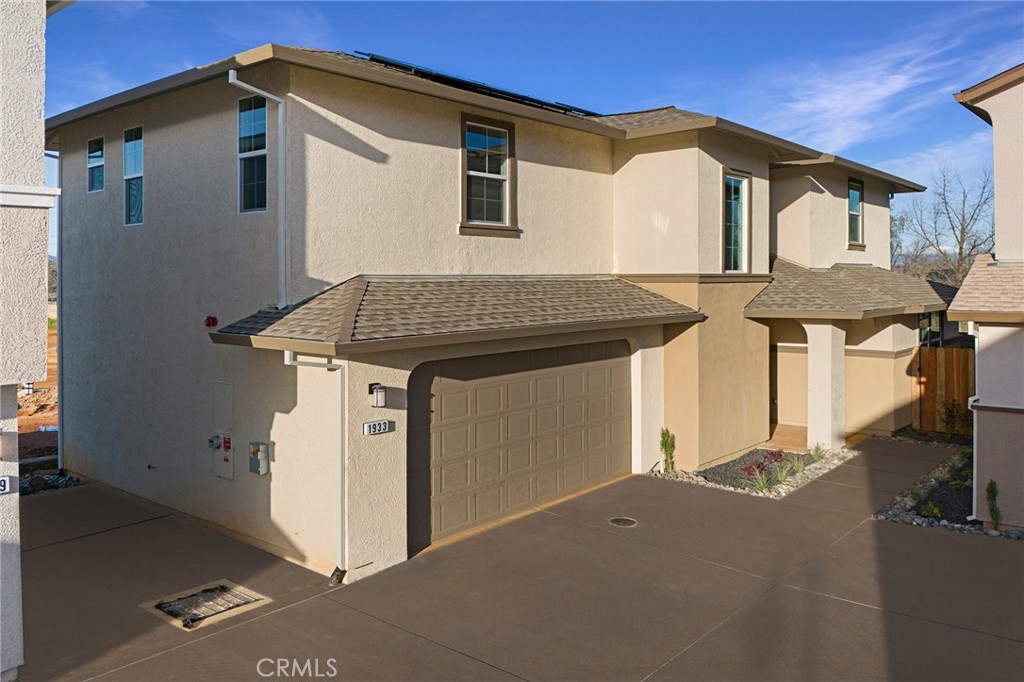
left=750, top=10, right=1021, bottom=152
left=48, top=61, right=132, bottom=113
left=214, top=3, right=337, bottom=50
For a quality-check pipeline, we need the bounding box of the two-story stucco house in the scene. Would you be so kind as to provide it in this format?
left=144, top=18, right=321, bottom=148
left=949, top=63, right=1024, bottom=530
left=44, top=45, right=953, bottom=582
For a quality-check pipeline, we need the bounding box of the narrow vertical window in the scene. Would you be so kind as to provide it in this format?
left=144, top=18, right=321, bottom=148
left=123, top=126, right=143, bottom=225
left=463, top=118, right=514, bottom=228
left=723, top=172, right=749, bottom=273
left=87, top=137, right=104, bottom=192
left=848, top=179, right=864, bottom=245
left=238, top=96, right=267, bottom=212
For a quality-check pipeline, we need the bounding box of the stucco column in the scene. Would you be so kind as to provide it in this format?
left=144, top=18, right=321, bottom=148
left=0, top=384, right=23, bottom=681
left=800, top=320, right=847, bottom=451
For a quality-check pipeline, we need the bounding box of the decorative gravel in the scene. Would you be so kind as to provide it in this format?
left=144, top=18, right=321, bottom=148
left=875, top=451, right=1023, bottom=541
left=19, top=470, right=83, bottom=496
left=650, top=446, right=859, bottom=499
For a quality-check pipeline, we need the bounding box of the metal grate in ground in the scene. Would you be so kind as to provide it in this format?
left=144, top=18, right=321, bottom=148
left=155, top=584, right=261, bottom=630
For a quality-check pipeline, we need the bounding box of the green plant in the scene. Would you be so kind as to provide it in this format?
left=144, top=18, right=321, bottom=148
left=986, top=479, right=1002, bottom=530
left=747, top=467, right=771, bottom=493
left=787, top=453, right=806, bottom=475
left=919, top=501, right=941, bottom=519
left=810, top=443, right=826, bottom=462
left=939, top=399, right=973, bottom=436
left=660, top=427, right=676, bottom=472
left=773, top=460, right=793, bottom=484
left=46, top=317, right=57, bottom=330
left=911, top=489, right=927, bottom=505
left=947, top=480, right=965, bottom=491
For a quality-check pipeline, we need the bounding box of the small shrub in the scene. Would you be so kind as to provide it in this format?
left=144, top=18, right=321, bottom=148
left=919, top=501, right=941, bottom=519
left=986, top=479, right=1002, bottom=530
left=947, top=480, right=965, bottom=491
left=660, top=427, right=676, bottom=472
left=911, top=489, right=927, bottom=505
left=787, top=453, right=806, bottom=475
left=740, top=463, right=770, bottom=492
left=810, top=443, right=826, bottom=462
left=774, top=460, right=793, bottom=484
left=940, top=399, right=962, bottom=436
left=47, top=317, right=57, bottom=330
left=763, top=450, right=785, bottom=465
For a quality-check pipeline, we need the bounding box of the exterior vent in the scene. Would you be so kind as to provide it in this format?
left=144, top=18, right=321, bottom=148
left=153, top=583, right=263, bottom=630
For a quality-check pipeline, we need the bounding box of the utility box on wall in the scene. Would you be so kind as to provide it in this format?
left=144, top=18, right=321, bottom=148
left=249, top=442, right=269, bottom=475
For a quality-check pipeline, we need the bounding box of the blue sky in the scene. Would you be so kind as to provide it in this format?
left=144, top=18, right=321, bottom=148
left=45, top=1, right=1023, bottom=253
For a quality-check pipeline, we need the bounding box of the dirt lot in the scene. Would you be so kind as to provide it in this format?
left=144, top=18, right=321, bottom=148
left=18, top=327, right=58, bottom=460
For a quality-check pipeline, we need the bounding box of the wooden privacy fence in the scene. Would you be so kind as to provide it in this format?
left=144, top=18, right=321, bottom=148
left=912, top=346, right=975, bottom=435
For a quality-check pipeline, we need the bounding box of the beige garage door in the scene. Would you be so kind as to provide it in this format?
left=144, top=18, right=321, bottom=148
left=408, top=341, right=631, bottom=552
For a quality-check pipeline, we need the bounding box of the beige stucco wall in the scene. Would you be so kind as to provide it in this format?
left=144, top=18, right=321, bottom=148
left=770, top=165, right=892, bottom=269
left=2, top=2, right=48, bottom=679
left=612, top=133, right=700, bottom=273
left=976, top=81, right=1024, bottom=261
left=769, top=315, right=917, bottom=435
left=338, top=325, right=666, bottom=582
left=977, top=323, right=1024, bottom=409
left=975, top=408, right=1024, bottom=528
left=612, top=130, right=770, bottom=275
left=288, top=66, right=614, bottom=301
left=58, top=64, right=343, bottom=575
left=630, top=280, right=769, bottom=469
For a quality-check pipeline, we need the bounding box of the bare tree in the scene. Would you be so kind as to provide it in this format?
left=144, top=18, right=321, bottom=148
left=894, top=165, right=994, bottom=287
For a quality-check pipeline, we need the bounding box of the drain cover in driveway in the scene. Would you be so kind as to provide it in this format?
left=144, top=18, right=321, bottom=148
left=608, top=517, right=638, bottom=527
left=155, top=584, right=262, bottom=630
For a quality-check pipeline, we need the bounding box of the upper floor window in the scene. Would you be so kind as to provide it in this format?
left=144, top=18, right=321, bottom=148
left=462, top=115, right=516, bottom=231
left=123, top=126, right=143, bottom=225
left=723, top=171, right=749, bottom=273
left=848, top=179, right=864, bottom=245
left=87, top=137, right=104, bottom=192
left=238, top=96, right=267, bottom=212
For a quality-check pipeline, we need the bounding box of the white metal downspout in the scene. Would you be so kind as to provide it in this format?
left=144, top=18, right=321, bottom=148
left=227, top=70, right=288, bottom=310
left=967, top=322, right=979, bottom=521
left=53, top=150, right=64, bottom=472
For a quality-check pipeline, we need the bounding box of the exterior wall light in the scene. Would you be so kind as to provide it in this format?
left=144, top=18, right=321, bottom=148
left=368, top=382, right=387, bottom=408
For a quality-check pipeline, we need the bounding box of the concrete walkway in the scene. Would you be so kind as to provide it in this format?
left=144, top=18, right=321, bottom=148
left=19, top=438, right=1024, bottom=681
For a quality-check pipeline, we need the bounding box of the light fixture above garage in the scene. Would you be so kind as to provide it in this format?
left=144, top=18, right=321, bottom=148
left=368, top=383, right=387, bottom=408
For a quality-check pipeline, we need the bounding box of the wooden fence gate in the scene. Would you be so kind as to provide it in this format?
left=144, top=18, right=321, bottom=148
left=912, top=346, right=975, bottom=435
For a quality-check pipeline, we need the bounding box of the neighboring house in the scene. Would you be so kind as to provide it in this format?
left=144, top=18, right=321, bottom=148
left=949, top=63, right=1024, bottom=529
left=45, top=44, right=949, bottom=581
left=1, top=2, right=66, bottom=680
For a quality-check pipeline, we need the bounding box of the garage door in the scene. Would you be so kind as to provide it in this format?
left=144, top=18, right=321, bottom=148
left=408, top=341, right=631, bottom=552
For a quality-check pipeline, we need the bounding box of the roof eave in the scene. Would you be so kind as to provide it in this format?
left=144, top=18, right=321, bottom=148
left=744, top=309, right=864, bottom=320
left=210, top=312, right=705, bottom=356
left=947, top=310, right=1024, bottom=324
left=770, top=154, right=925, bottom=193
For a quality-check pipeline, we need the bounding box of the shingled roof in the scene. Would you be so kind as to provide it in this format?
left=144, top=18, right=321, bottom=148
left=947, top=254, right=1024, bottom=322
left=745, top=258, right=954, bottom=319
left=212, top=275, right=703, bottom=354
left=591, top=107, right=712, bottom=131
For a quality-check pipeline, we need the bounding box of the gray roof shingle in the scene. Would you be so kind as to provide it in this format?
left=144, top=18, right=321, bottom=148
left=949, top=254, right=1024, bottom=318
left=216, top=275, right=702, bottom=351
left=591, top=107, right=712, bottom=131
left=745, top=258, right=954, bottom=318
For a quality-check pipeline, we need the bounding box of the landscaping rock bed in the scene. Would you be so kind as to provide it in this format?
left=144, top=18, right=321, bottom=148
left=19, top=470, right=83, bottom=496
left=650, top=446, right=858, bottom=499
left=875, top=450, right=1023, bottom=540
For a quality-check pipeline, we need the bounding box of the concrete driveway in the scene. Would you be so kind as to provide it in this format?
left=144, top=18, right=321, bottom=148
left=20, top=438, right=1024, bottom=681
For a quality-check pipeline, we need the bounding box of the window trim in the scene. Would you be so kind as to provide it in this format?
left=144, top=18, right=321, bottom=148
left=848, top=178, right=864, bottom=247
left=123, top=125, right=144, bottom=226
left=237, top=94, right=268, bottom=215
left=721, top=168, right=752, bottom=274
left=460, top=113, right=517, bottom=236
left=86, top=136, right=104, bottom=193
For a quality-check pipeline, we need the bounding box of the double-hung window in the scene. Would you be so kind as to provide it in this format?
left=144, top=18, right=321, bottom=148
left=848, top=179, right=864, bottom=245
left=238, top=96, right=267, bottom=213
left=723, top=171, right=749, bottom=273
left=87, top=137, right=104, bottom=192
left=123, top=127, right=143, bottom=225
left=463, top=116, right=515, bottom=230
